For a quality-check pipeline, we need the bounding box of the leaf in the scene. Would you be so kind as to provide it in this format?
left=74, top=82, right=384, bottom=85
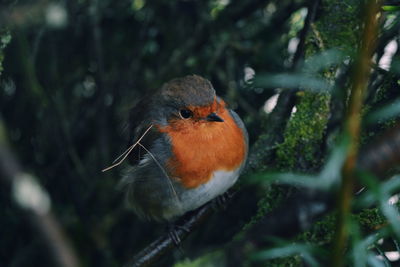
left=247, top=135, right=349, bottom=190
left=382, top=6, right=400, bottom=12
left=356, top=172, right=400, bottom=238
left=251, top=243, right=319, bottom=267
left=303, top=49, right=345, bottom=73
left=367, top=254, right=387, bottom=267
left=254, top=50, right=346, bottom=92
left=357, top=174, right=400, bottom=208
left=365, top=98, right=400, bottom=124
left=254, top=73, right=332, bottom=92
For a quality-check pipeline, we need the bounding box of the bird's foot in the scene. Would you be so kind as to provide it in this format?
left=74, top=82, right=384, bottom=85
left=168, top=223, right=190, bottom=246
left=212, top=191, right=233, bottom=211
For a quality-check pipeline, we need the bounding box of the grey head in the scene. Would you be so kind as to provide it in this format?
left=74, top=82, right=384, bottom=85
left=150, top=75, right=217, bottom=126
left=126, top=74, right=220, bottom=165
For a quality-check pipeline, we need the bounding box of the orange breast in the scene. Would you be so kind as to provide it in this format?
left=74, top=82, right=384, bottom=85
left=158, top=107, right=246, bottom=189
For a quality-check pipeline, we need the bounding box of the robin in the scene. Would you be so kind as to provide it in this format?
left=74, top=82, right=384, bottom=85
left=119, top=75, right=248, bottom=221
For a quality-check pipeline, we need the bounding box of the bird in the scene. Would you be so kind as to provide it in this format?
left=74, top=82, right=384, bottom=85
left=119, top=75, right=248, bottom=221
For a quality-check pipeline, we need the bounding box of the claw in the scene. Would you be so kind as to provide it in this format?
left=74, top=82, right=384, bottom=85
left=167, top=223, right=190, bottom=247
left=169, top=228, right=181, bottom=245
left=212, top=191, right=232, bottom=211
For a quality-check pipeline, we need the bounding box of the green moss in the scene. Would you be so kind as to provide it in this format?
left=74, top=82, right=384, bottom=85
left=295, top=208, right=388, bottom=253
left=243, top=185, right=288, bottom=230
left=298, top=213, right=336, bottom=246
left=313, top=0, right=361, bottom=53
left=276, top=91, right=330, bottom=170
left=361, top=72, right=400, bottom=145
left=243, top=2, right=368, bottom=265
left=174, top=251, right=225, bottom=267
left=354, top=208, right=387, bottom=231
left=261, top=256, right=302, bottom=267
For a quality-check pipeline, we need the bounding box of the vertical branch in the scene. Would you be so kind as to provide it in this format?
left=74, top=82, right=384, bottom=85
left=331, top=1, right=382, bottom=266
left=291, top=0, right=320, bottom=70
left=0, top=119, right=80, bottom=267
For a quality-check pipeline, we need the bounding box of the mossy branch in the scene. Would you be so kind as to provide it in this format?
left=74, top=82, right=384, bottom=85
left=248, top=0, right=321, bottom=171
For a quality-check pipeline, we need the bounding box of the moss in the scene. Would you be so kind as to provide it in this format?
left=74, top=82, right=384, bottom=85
left=354, top=208, right=388, bottom=231
left=276, top=91, right=330, bottom=171
left=295, top=208, right=388, bottom=254
left=243, top=2, right=366, bottom=265
left=174, top=251, right=225, bottom=267
left=298, top=213, right=336, bottom=246
left=243, top=184, right=288, bottom=230
left=313, top=0, right=361, bottom=53
left=360, top=72, right=400, bottom=145
left=261, top=256, right=302, bottom=267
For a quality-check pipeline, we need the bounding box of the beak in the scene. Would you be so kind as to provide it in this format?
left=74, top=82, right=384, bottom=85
left=206, top=113, right=224, bottom=122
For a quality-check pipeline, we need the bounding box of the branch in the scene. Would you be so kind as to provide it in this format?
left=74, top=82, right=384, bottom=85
left=248, top=0, right=321, bottom=171
left=127, top=107, right=400, bottom=267
left=0, top=119, right=80, bottom=267
left=125, top=197, right=223, bottom=267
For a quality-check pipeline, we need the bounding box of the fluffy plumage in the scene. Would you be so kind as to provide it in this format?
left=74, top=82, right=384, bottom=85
left=120, top=75, right=248, bottom=221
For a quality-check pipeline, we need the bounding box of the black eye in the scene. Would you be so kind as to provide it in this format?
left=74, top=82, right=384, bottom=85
left=179, top=109, right=193, bottom=119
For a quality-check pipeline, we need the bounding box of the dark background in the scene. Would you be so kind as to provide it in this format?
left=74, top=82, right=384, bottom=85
left=1, top=0, right=400, bottom=266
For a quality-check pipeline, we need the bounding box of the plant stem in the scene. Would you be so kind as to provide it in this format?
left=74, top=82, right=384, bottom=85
left=331, top=1, right=382, bottom=266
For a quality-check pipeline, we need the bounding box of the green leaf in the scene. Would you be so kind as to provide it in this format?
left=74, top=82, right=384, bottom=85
left=254, top=50, right=346, bottom=93
left=252, top=243, right=321, bottom=267
left=254, top=73, right=332, bottom=92
left=365, top=98, right=400, bottom=124
left=382, top=6, right=400, bottom=12
left=247, top=135, right=349, bottom=190
left=303, top=49, right=345, bottom=73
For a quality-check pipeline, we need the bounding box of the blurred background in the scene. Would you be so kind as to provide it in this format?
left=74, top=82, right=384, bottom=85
left=1, top=0, right=400, bottom=266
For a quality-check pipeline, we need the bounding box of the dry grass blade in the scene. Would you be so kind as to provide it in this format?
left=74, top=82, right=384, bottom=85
left=102, top=124, right=154, bottom=172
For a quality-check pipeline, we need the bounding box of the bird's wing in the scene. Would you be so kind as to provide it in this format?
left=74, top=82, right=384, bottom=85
left=229, top=109, right=249, bottom=148
left=126, top=95, right=162, bottom=166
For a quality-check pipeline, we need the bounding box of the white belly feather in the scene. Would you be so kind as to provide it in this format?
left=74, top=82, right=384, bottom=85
left=178, top=168, right=241, bottom=214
